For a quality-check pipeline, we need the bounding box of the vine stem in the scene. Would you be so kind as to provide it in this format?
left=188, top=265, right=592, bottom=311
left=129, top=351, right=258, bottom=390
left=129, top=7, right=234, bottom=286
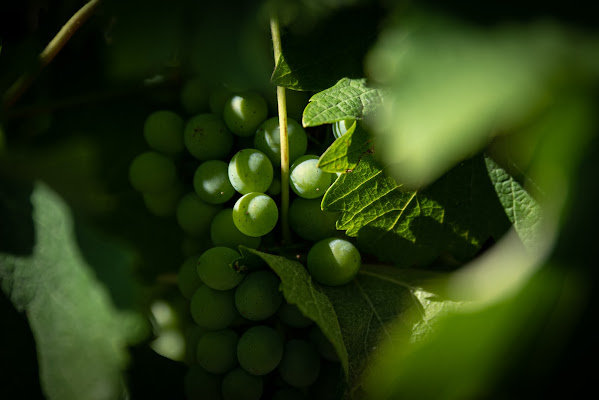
left=2, top=0, right=102, bottom=109
left=270, top=13, right=291, bottom=244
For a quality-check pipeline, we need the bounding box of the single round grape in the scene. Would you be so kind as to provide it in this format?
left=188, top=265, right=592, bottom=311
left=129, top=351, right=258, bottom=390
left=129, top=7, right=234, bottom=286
left=222, top=367, right=263, bottom=400
left=184, top=113, right=233, bottom=160
left=128, top=151, right=177, bottom=193
left=142, top=182, right=182, bottom=217
left=309, top=326, right=339, bottom=362
left=272, top=388, right=307, bottom=400
left=177, top=255, right=202, bottom=300
left=180, top=78, right=210, bottom=115
left=289, top=197, right=339, bottom=241
left=332, top=118, right=355, bottom=139
left=289, top=155, right=334, bottom=199
left=278, top=339, right=321, bottom=388
left=193, top=160, right=236, bottom=204
left=143, top=110, right=184, bottom=155
left=222, top=92, right=268, bottom=136
left=237, top=325, right=283, bottom=375
left=197, top=247, right=244, bottom=291
left=277, top=303, right=313, bottom=328
left=267, top=177, right=281, bottom=196
left=190, top=285, right=238, bottom=330
left=232, top=192, right=278, bottom=237
left=235, top=270, right=283, bottom=321
left=184, top=365, right=222, bottom=400
left=210, top=209, right=261, bottom=250
left=307, top=238, right=361, bottom=286
left=196, top=328, right=239, bottom=374
left=176, top=193, right=221, bottom=237
left=209, top=86, right=233, bottom=114
left=254, top=117, right=308, bottom=166
left=228, top=149, right=273, bottom=194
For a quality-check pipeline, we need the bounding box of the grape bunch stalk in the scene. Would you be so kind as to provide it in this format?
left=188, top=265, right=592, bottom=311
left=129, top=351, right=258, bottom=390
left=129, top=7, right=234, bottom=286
left=129, top=74, right=362, bottom=399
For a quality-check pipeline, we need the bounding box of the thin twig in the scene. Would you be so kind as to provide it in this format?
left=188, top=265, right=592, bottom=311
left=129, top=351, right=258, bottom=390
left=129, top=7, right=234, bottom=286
left=2, top=0, right=102, bottom=109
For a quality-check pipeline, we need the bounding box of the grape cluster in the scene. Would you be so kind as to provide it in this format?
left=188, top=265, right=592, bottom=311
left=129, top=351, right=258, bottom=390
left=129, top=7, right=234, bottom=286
left=129, top=80, right=361, bottom=399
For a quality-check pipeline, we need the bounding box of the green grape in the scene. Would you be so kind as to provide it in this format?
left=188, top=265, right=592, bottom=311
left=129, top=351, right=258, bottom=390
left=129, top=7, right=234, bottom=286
left=196, top=328, right=239, bottom=374
left=209, top=86, right=234, bottom=114
left=277, top=303, right=313, bottom=328
left=307, top=238, right=361, bottom=286
left=272, top=388, right=307, bottom=400
left=221, top=367, right=263, bottom=400
left=197, top=247, right=244, bottom=290
left=278, top=339, right=321, bottom=388
left=184, top=114, right=233, bottom=160
left=184, top=325, right=207, bottom=365
left=210, top=209, right=261, bottom=250
left=228, top=148, right=273, bottom=194
left=254, top=117, right=308, bottom=166
left=309, top=326, right=339, bottom=362
left=267, top=177, right=281, bottom=196
left=184, top=364, right=222, bottom=400
left=177, top=255, right=202, bottom=300
left=232, top=192, right=278, bottom=237
left=180, top=78, right=210, bottom=115
left=176, top=193, right=221, bottom=237
left=235, top=270, right=283, bottom=321
left=190, top=285, right=238, bottom=330
left=237, top=325, right=283, bottom=375
left=332, top=118, right=355, bottom=139
left=289, top=197, right=339, bottom=241
left=142, top=182, right=183, bottom=217
left=143, top=110, right=184, bottom=155
left=193, top=160, right=236, bottom=204
left=289, top=155, right=334, bottom=199
left=128, top=151, right=177, bottom=193
left=222, top=92, right=268, bottom=136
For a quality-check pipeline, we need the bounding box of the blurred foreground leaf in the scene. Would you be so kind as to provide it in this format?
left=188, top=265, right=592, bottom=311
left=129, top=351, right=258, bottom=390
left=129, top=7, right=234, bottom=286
left=0, top=183, right=144, bottom=400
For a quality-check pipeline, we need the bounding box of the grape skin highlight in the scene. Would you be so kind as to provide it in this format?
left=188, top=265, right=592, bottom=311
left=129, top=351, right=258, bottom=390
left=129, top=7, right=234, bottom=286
left=228, top=148, right=274, bottom=195
left=223, top=92, right=268, bottom=137
left=289, top=155, right=334, bottom=199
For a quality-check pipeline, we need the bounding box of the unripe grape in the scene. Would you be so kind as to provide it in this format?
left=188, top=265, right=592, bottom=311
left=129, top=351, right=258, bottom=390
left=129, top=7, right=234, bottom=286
left=128, top=151, right=177, bottom=193
left=193, top=160, right=235, bottom=204
left=190, top=285, right=238, bottom=330
left=278, top=339, right=321, bottom=387
left=254, top=117, right=307, bottom=166
left=197, top=247, right=244, bottom=290
left=176, top=193, right=221, bottom=237
left=289, top=197, right=339, bottom=241
left=196, top=328, right=239, bottom=374
left=232, top=192, right=278, bottom=237
left=143, top=110, right=184, bottom=155
left=177, top=255, right=202, bottom=300
left=289, top=155, right=334, bottom=199
left=221, top=367, right=263, bottom=400
left=307, top=238, right=361, bottom=286
left=210, top=209, right=261, bottom=250
left=237, top=325, right=283, bottom=375
left=235, top=270, right=283, bottom=321
left=228, top=148, right=273, bottom=194
left=184, top=113, right=233, bottom=160
left=332, top=118, right=355, bottom=139
left=222, top=92, right=268, bottom=136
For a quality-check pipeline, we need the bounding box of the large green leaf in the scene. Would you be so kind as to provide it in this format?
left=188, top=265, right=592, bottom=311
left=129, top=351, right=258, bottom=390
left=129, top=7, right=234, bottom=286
left=0, top=183, right=143, bottom=400
left=322, top=154, right=509, bottom=266
left=302, top=78, right=385, bottom=127
left=318, top=121, right=373, bottom=173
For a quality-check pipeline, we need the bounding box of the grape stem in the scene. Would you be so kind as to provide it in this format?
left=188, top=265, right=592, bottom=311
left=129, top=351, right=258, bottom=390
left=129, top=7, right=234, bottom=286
left=2, top=0, right=102, bottom=109
left=270, top=13, right=291, bottom=244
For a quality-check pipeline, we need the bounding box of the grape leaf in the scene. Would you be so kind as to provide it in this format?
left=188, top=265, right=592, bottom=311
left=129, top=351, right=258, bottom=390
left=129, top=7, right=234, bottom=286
left=238, top=247, right=349, bottom=378
left=322, top=154, right=509, bottom=266
left=485, top=158, right=543, bottom=252
left=318, top=122, right=373, bottom=173
left=302, top=78, right=385, bottom=127
left=0, top=183, right=143, bottom=400
left=271, top=6, right=382, bottom=91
